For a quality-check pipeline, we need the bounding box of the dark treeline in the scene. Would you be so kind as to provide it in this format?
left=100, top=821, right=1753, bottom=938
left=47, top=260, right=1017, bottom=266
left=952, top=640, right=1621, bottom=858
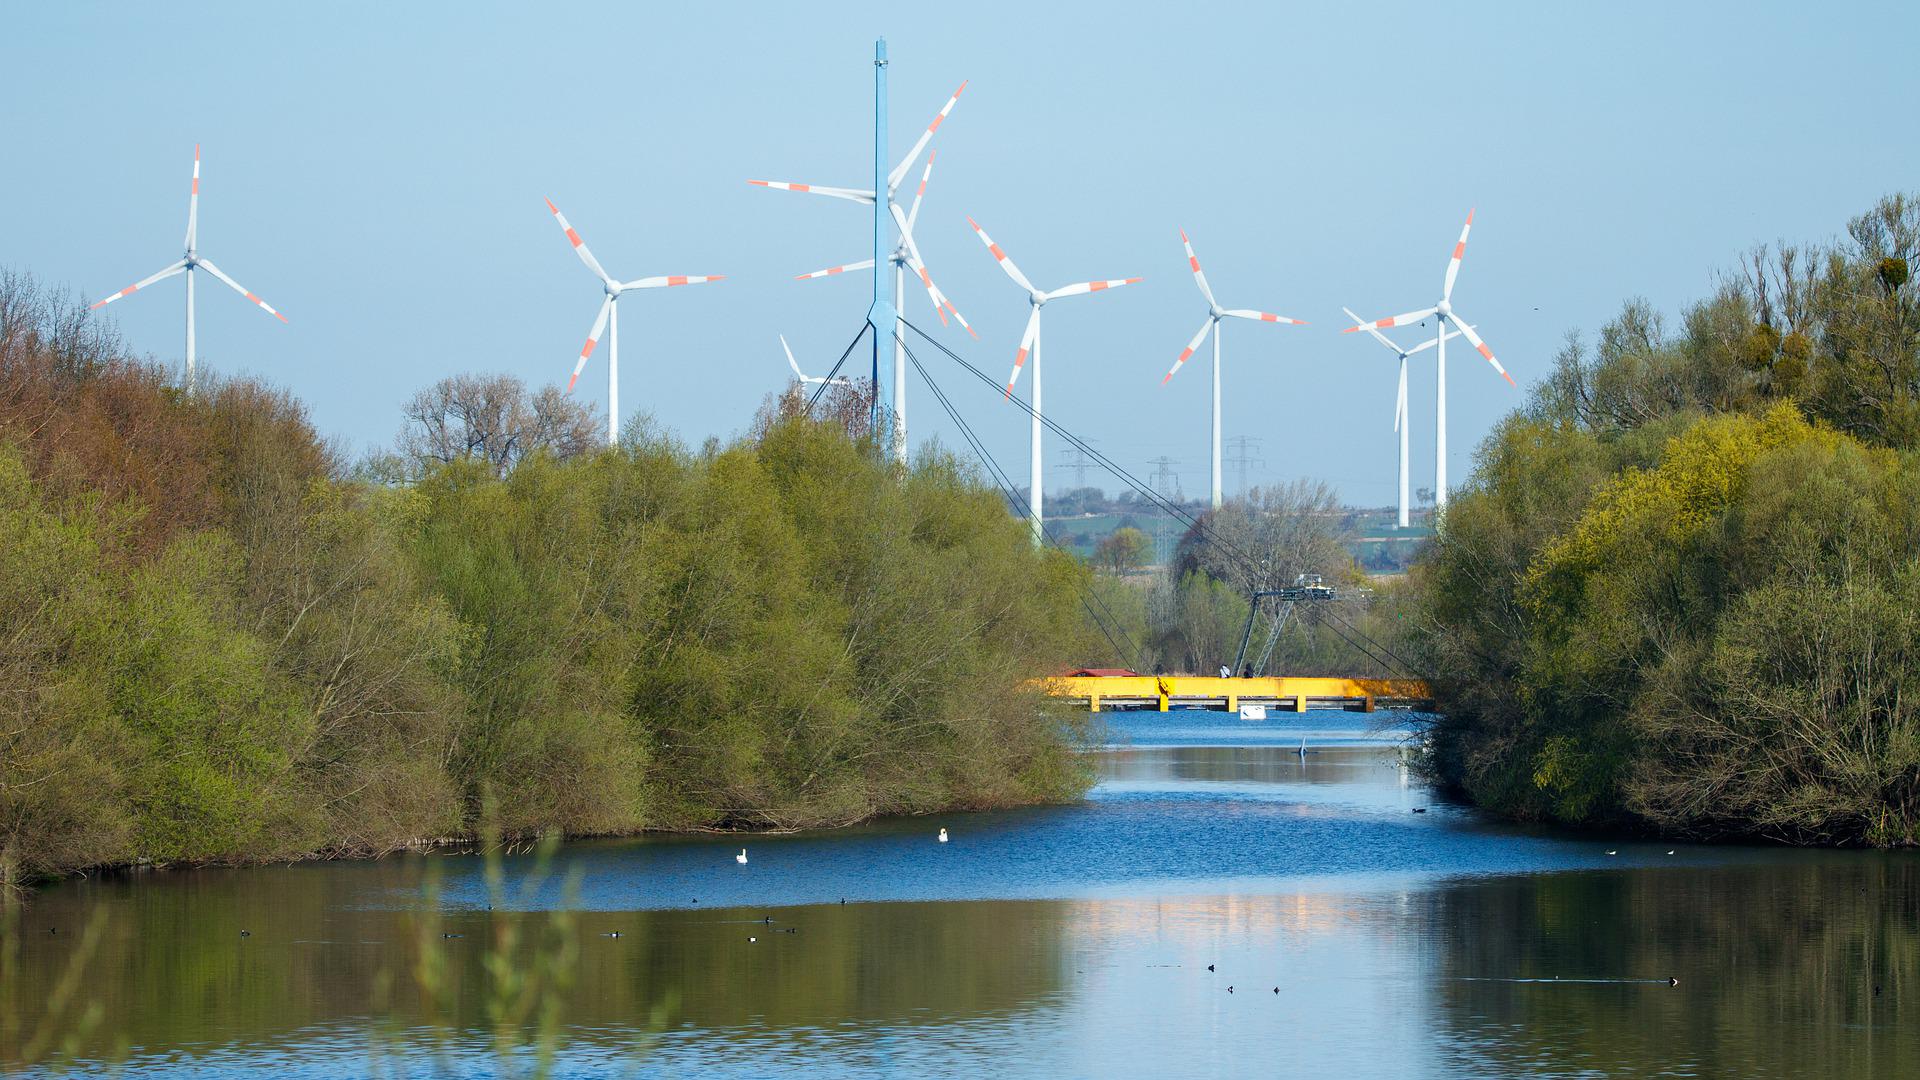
left=0, top=271, right=1095, bottom=887
left=1412, top=194, right=1920, bottom=846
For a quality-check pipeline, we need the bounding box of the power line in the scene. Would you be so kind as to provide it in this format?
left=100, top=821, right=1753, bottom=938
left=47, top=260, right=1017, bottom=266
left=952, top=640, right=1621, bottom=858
left=1057, top=440, right=1100, bottom=488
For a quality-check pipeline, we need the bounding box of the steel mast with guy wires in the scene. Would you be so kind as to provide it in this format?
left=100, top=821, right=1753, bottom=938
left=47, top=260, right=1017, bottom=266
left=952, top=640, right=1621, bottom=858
left=967, top=216, right=1142, bottom=544
left=1161, top=229, right=1307, bottom=510
left=1343, top=209, right=1514, bottom=513
left=90, top=145, right=289, bottom=394
left=545, top=198, right=723, bottom=446
left=749, top=40, right=974, bottom=459
left=1342, top=307, right=1466, bottom=529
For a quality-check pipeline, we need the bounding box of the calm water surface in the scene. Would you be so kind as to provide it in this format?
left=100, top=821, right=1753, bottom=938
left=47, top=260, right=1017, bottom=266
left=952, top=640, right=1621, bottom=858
left=6, top=711, right=1916, bottom=1077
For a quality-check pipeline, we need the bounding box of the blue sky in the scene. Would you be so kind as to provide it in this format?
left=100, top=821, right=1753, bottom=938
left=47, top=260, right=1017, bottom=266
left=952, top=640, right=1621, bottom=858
left=6, top=1, right=1915, bottom=505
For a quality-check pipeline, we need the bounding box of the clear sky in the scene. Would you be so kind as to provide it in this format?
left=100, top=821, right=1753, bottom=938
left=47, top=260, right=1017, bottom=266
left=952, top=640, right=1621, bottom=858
left=6, top=1, right=1916, bottom=505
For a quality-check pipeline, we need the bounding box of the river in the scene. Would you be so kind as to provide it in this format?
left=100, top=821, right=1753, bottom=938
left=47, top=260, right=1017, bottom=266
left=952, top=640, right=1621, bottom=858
left=5, top=710, right=1915, bottom=1077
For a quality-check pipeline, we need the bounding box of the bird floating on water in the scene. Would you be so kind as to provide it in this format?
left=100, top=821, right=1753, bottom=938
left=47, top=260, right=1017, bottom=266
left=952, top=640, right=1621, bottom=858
left=602, top=931, right=623, bottom=938
left=749, top=936, right=757, bottom=943
left=1607, top=850, right=1618, bottom=856
left=239, top=930, right=251, bottom=938
left=1668, top=977, right=1679, bottom=986
left=736, top=848, right=748, bottom=865
left=938, top=827, right=949, bottom=843
left=1666, top=850, right=1676, bottom=856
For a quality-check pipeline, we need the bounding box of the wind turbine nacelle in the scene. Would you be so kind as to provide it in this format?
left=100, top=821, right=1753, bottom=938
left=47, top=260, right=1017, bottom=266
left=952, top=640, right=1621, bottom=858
left=1436, top=299, right=1453, bottom=317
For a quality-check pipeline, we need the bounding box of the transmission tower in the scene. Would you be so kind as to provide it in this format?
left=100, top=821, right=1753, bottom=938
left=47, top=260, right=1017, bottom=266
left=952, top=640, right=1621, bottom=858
left=1057, top=439, right=1100, bottom=488
left=1147, top=456, right=1182, bottom=501
left=1223, top=435, right=1265, bottom=499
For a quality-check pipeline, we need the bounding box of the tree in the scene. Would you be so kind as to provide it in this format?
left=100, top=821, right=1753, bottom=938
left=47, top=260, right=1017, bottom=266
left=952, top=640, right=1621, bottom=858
left=1174, top=479, right=1354, bottom=595
left=397, top=374, right=600, bottom=479
left=1092, top=526, right=1151, bottom=573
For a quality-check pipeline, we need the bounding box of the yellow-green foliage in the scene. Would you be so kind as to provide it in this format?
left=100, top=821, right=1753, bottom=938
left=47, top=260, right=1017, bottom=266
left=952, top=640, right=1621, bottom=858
left=1414, top=193, right=1920, bottom=844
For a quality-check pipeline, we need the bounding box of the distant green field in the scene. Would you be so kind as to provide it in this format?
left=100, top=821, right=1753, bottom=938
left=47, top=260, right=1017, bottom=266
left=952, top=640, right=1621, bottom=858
left=1046, top=506, right=1434, bottom=571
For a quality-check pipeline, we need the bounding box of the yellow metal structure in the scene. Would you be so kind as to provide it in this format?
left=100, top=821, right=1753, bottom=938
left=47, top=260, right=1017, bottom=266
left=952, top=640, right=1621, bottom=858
left=1038, top=675, right=1432, bottom=713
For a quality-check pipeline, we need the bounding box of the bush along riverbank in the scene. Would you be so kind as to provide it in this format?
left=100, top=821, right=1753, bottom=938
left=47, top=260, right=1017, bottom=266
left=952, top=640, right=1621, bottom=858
left=0, top=271, right=1097, bottom=889
left=1410, top=194, right=1920, bottom=846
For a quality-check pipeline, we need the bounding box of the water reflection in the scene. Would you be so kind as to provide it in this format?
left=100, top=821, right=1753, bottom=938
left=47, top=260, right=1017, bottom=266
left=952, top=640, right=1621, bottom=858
left=5, top=733, right=1917, bottom=1077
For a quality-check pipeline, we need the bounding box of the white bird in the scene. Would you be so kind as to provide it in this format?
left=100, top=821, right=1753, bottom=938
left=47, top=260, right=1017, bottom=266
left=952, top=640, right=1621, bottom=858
left=736, top=848, right=748, bottom=865
left=938, top=828, right=949, bottom=843
left=1607, top=850, right=1618, bottom=856
left=1667, top=850, right=1677, bottom=856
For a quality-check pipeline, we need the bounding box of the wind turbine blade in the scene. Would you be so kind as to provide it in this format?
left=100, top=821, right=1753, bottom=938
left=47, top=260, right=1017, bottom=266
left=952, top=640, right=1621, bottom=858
left=1045, top=277, right=1143, bottom=301
left=90, top=259, right=188, bottom=310
left=1341, top=306, right=1438, bottom=334
left=781, top=334, right=808, bottom=380
left=185, top=144, right=200, bottom=251
left=966, top=216, right=1039, bottom=295
left=568, top=295, right=614, bottom=393
left=545, top=199, right=615, bottom=285
left=1404, top=324, right=1469, bottom=356
left=1006, top=306, right=1040, bottom=397
left=623, top=274, right=725, bottom=289
left=888, top=81, right=967, bottom=192
left=1221, top=308, right=1306, bottom=325
left=905, top=149, right=937, bottom=232
left=746, top=179, right=876, bottom=205
left=904, top=252, right=952, bottom=327
left=195, top=259, right=288, bottom=322
left=1444, top=208, right=1473, bottom=301
left=1345, top=305, right=1406, bottom=353
left=888, top=204, right=950, bottom=326
left=1163, top=316, right=1216, bottom=384
left=795, top=259, right=877, bottom=280
left=1446, top=313, right=1515, bottom=386
left=1179, top=229, right=1218, bottom=310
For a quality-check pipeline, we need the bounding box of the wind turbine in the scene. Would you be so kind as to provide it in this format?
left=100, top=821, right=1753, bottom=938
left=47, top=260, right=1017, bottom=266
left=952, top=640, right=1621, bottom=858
left=780, top=334, right=851, bottom=388
left=89, top=145, right=287, bottom=393
left=545, top=198, right=722, bottom=446
left=966, top=215, right=1141, bottom=544
left=1343, top=209, right=1513, bottom=512
left=1342, top=306, right=1466, bottom=529
left=1160, top=229, right=1306, bottom=510
left=749, top=65, right=974, bottom=461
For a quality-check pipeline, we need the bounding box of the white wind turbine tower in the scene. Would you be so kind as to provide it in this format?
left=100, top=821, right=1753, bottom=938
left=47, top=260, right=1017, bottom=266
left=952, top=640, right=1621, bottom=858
left=779, top=334, right=851, bottom=388
left=750, top=80, right=975, bottom=461
left=966, top=215, right=1142, bottom=543
left=1343, top=209, right=1513, bottom=512
left=1342, top=306, right=1466, bottom=529
left=89, top=145, right=288, bottom=393
left=545, top=199, right=723, bottom=446
left=1160, top=229, right=1307, bottom=510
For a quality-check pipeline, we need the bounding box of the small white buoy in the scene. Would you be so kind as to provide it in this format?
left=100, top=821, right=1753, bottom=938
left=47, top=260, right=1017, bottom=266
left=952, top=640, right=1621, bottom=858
left=736, top=848, right=748, bottom=865
left=938, top=828, right=949, bottom=843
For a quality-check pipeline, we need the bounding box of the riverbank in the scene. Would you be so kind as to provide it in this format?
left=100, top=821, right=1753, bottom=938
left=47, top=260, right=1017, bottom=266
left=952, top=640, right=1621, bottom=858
left=0, top=273, right=1099, bottom=889
left=1408, top=195, right=1920, bottom=848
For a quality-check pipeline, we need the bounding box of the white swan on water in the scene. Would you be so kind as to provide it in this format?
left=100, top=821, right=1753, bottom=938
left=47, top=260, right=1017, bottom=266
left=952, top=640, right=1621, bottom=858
left=736, top=848, right=748, bottom=865
left=938, top=828, right=949, bottom=843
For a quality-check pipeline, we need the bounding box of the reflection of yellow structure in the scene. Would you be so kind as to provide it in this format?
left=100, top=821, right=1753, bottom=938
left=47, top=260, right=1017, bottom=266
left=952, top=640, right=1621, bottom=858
left=1038, top=675, right=1432, bottom=713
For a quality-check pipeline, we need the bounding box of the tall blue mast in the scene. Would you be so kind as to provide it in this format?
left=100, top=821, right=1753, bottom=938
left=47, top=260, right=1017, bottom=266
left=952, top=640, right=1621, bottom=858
left=865, top=38, right=895, bottom=438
